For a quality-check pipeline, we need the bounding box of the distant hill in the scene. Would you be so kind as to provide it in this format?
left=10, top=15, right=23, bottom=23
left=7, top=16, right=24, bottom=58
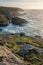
left=0, top=6, right=23, bottom=19
left=0, top=6, right=25, bottom=26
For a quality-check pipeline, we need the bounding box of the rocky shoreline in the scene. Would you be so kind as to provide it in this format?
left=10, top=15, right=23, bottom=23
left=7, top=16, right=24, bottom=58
left=0, top=6, right=28, bottom=27
left=0, top=15, right=28, bottom=27
left=12, top=17, right=28, bottom=26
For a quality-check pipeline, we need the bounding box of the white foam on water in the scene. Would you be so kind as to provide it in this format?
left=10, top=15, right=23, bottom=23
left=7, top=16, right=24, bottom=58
left=0, top=10, right=43, bottom=38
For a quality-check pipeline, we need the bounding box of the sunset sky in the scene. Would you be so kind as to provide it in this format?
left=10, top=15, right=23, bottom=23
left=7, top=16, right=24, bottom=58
left=0, top=0, right=43, bottom=9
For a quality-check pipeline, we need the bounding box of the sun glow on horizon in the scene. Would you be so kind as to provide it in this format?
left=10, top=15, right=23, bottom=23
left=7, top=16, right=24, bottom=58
left=0, top=1, right=43, bottom=9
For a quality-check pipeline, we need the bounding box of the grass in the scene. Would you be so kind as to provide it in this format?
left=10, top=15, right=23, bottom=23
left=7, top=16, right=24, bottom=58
left=6, top=42, right=15, bottom=49
left=0, top=34, right=43, bottom=52
left=0, top=42, right=5, bottom=46
left=24, top=50, right=43, bottom=65
left=0, top=34, right=43, bottom=65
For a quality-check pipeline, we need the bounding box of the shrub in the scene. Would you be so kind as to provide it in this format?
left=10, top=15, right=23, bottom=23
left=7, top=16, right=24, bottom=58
left=0, top=42, right=5, bottom=46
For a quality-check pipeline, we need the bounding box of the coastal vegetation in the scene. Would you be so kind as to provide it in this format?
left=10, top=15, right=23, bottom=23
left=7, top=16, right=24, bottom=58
left=0, top=33, right=43, bottom=65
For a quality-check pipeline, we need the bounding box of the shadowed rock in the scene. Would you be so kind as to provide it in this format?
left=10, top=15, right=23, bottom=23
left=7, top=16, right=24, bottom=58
left=0, top=62, right=6, bottom=65
left=0, top=56, right=3, bottom=62
left=12, top=17, right=28, bottom=26
left=18, top=44, right=43, bottom=56
left=18, top=44, right=33, bottom=56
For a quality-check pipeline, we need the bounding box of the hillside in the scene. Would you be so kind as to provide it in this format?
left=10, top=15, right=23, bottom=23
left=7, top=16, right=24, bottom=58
left=0, top=33, right=43, bottom=65
left=0, top=7, right=28, bottom=26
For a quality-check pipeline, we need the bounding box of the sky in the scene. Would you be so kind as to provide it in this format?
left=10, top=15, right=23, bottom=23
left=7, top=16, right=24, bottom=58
left=0, top=0, right=43, bottom=9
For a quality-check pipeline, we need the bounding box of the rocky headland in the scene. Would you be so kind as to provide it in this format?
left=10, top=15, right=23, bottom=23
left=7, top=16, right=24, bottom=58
left=0, top=6, right=28, bottom=27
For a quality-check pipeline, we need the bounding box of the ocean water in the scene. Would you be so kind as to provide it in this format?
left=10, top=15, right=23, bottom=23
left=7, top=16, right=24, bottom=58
left=0, top=10, right=43, bottom=38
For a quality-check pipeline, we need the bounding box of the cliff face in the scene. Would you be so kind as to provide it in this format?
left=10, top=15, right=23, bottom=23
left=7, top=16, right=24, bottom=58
left=0, top=14, right=8, bottom=26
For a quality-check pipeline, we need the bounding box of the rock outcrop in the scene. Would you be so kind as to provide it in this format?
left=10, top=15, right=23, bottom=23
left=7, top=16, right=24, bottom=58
left=18, top=44, right=43, bottom=57
left=12, top=17, right=28, bottom=26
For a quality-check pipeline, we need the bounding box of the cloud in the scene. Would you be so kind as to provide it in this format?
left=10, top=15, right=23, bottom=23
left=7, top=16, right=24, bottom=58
left=0, top=2, right=43, bottom=9
left=0, top=0, right=43, bottom=2
left=0, top=0, right=43, bottom=9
